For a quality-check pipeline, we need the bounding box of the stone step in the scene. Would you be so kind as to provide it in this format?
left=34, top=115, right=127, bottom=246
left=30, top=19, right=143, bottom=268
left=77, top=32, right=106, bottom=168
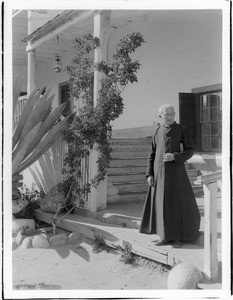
left=112, top=180, right=201, bottom=194
left=115, top=191, right=148, bottom=203
left=108, top=166, right=197, bottom=178
left=109, top=164, right=197, bottom=175
left=108, top=173, right=146, bottom=183
left=192, top=185, right=204, bottom=197
left=114, top=181, right=148, bottom=193
left=109, top=174, right=198, bottom=185
left=109, top=158, right=147, bottom=168
left=111, top=144, right=150, bottom=152
left=108, top=166, right=146, bottom=175
left=186, top=169, right=200, bottom=178
left=111, top=151, right=148, bottom=159
left=109, top=138, right=151, bottom=146
left=189, top=177, right=201, bottom=185
left=111, top=184, right=203, bottom=204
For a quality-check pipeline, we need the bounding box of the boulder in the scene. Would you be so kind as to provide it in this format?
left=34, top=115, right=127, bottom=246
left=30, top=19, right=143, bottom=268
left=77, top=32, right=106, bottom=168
left=12, top=219, right=35, bottom=236
left=68, top=232, right=80, bottom=244
left=12, top=198, right=28, bottom=214
left=167, top=263, right=203, bottom=289
left=32, top=234, right=50, bottom=249
left=39, top=185, right=66, bottom=213
left=15, top=231, right=24, bottom=245
left=49, top=234, right=67, bottom=247
left=12, top=237, right=19, bottom=250
left=21, top=237, right=32, bottom=249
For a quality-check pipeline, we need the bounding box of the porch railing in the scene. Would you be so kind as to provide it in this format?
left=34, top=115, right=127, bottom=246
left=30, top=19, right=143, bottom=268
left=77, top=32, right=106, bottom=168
left=195, top=171, right=222, bottom=281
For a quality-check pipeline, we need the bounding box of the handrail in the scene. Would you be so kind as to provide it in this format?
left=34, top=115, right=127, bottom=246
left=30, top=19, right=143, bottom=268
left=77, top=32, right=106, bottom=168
left=195, top=171, right=222, bottom=185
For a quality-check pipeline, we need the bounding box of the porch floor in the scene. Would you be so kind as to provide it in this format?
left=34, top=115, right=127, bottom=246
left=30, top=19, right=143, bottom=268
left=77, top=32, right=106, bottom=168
left=35, top=194, right=222, bottom=290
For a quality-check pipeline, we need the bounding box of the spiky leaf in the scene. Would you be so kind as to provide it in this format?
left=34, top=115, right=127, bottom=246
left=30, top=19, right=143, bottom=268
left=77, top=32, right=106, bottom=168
left=12, top=87, right=43, bottom=149
left=19, top=94, right=54, bottom=144
left=23, top=102, right=67, bottom=159
left=12, top=122, right=42, bottom=175
left=16, top=117, right=68, bottom=174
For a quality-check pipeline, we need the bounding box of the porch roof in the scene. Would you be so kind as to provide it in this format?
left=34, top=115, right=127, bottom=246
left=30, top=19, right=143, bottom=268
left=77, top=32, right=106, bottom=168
left=21, top=10, right=89, bottom=44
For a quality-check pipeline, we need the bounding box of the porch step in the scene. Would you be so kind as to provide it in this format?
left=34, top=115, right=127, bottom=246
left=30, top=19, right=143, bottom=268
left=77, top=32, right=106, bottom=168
left=114, top=181, right=148, bottom=193
left=111, top=144, right=150, bottom=152
left=116, top=191, right=147, bottom=203
left=111, top=151, right=147, bottom=159
left=109, top=173, right=146, bottom=183
left=110, top=158, right=147, bottom=168
left=109, top=138, right=151, bottom=146
left=108, top=166, right=145, bottom=176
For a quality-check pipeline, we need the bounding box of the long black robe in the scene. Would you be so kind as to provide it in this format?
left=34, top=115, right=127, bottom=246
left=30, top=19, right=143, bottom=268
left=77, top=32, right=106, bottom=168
left=139, top=122, right=200, bottom=241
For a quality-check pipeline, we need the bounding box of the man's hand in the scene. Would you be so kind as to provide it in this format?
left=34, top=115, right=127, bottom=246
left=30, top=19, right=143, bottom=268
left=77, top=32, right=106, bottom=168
left=163, top=153, right=175, bottom=162
left=147, top=176, right=154, bottom=186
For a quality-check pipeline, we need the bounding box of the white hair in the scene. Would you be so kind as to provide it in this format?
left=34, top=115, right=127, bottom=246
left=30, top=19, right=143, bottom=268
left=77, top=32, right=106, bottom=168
left=158, top=104, right=175, bottom=116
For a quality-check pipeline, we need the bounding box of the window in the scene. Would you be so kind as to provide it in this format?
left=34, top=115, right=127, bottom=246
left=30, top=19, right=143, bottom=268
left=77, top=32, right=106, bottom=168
left=179, top=84, right=222, bottom=152
left=59, top=82, right=70, bottom=117
left=200, top=92, right=222, bottom=151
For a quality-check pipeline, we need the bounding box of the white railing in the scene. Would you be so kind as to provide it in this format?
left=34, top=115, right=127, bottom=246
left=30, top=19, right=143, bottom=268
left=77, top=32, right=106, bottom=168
left=195, top=171, right=222, bottom=281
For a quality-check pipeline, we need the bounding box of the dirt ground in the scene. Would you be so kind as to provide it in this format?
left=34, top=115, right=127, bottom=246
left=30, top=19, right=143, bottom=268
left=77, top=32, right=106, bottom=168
left=12, top=235, right=170, bottom=291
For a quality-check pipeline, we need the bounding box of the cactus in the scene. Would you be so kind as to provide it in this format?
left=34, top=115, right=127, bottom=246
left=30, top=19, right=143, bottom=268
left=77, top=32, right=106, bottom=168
left=12, top=78, right=69, bottom=211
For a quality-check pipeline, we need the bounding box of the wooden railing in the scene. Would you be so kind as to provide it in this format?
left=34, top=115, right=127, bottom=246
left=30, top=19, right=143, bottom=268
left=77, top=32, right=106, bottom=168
left=195, top=171, right=222, bottom=281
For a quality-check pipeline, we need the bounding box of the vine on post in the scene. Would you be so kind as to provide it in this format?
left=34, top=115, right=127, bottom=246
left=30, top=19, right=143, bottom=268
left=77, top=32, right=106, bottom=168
left=61, top=32, right=145, bottom=207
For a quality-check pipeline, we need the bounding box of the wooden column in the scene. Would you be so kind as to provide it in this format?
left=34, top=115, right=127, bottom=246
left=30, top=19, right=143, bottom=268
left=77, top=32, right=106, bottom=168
left=88, top=10, right=111, bottom=213
left=27, top=11, right=36, bottom=95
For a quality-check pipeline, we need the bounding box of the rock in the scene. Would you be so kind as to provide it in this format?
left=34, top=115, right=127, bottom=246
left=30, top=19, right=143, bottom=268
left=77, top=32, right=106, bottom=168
left=32, top=234, right=50, bottom=249
left=15, top=231, right=24, bottom=245
left=49, top=234, right=67, bottom=247
left=167, top=263, right=203, bottom=289
left=21, top=237, right=32, bottom=249
left=12, top=198, right=28, bottom=214
left=12, top=237, right=19, bottom=250
left=39, top=185, right=65, bottom=213
left=12, top=219, right=35, bottom=236
left=68, top=232, right=80, bottom=244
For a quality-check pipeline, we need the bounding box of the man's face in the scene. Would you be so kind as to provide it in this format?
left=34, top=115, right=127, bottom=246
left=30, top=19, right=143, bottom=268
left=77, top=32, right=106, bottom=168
left=160, top=107, right=175, bottom=127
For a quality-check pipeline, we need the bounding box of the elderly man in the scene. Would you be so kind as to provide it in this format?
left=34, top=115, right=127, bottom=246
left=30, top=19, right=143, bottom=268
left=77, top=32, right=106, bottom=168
left=140, top=104, right=200, bottom=248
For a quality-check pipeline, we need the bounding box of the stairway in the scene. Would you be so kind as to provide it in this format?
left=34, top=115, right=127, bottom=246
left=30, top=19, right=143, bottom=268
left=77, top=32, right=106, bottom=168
left=107, top=138, right=203, bottom=205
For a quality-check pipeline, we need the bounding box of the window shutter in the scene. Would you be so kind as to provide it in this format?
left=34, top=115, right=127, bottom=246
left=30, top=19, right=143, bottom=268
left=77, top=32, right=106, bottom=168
left=179, top=92, right=197, bottom=150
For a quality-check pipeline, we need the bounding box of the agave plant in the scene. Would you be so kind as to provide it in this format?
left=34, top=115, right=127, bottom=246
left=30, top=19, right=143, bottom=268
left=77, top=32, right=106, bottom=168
left=28, top=136, right=67, bottom=194
left=12, top=77, right=69, bottom=212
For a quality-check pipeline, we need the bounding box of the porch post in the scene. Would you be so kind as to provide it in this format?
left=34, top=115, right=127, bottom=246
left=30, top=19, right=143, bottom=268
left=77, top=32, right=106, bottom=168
left=88, top=10, right=110, bottom=213
left=27, top=11, right=36, bottom=95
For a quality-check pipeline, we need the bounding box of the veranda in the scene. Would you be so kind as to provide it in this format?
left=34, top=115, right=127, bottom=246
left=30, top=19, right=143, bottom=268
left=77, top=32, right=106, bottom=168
left=12, top=9, right=223, bottom=283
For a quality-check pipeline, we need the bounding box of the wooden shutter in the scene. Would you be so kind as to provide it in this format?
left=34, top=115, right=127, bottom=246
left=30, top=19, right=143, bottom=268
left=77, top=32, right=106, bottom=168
left=179, top=92, right=198, bottom=150
left=60, top=83, right=70, bottom=116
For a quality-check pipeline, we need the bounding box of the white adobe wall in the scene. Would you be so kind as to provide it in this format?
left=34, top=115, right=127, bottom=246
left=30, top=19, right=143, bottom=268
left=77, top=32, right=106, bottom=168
left=35, top=10, right=222, bottom=130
